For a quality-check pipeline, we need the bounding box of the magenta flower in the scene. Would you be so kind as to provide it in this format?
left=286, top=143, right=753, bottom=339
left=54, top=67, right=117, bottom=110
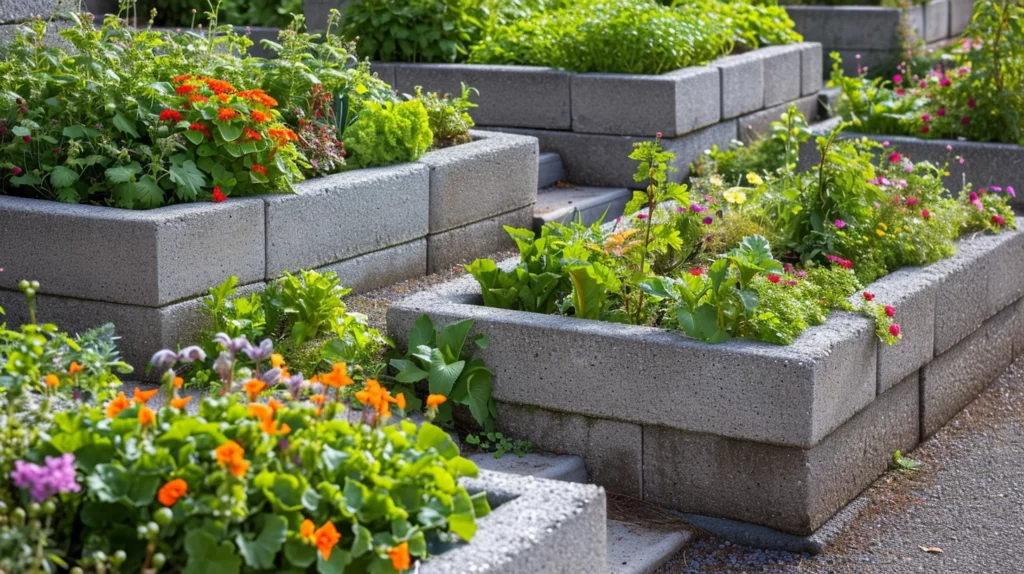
left=921, top=114, right=931, bottom=122
left=690, top=203, right=706, bottom=213
left=1007, top=186, right=1015, bottom=198
left=897, top=89, right=906, bottom=96
left=835, top=219, right=846, bottom=229
left=11, top=454, right=80, bottom=502
left=906, top=197, right=919, bottom=206
left=993, top=215, right=1006, bottom=226
left=889, top=324, right=901, bottom=337
left=962, top=116, right=970, bottom=125
left=921, top=125, right=930, bottom=134
left=922, top=209, right=931, bottom=219
left=968, top=98, right=976, bottom=108
left=12, top=166, right=22, bottom=176
left=636, top=213, right=648, bottom=220
left=702, top=216, right=713, bottom=225
left=885, top=305, right=896, bottom=317
left=893, top=74, right=902, bottom=84
left=888, top=152, right=901, bottom=163
left=937, top=108, right=946, bottom=117
left=22, top=135, right=31, bottom=144
left=992, top=186, right=1002, bottom=192
left=796, top=270, right=807, bottom=278
left=940, top=77, right=951, bottom=87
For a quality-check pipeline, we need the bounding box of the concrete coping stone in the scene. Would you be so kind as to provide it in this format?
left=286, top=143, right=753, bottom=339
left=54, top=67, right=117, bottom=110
left=388, top=227, right=1021, bottom=449
left=785, top=5, right=927, bottom=51
left=421, top=470, right=608, bottom=574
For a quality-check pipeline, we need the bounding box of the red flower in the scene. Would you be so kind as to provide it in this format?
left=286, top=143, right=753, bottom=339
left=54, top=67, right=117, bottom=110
left=159, top=109, right=183, bottom=123
left=889, top=324, right=901, bottom=337
left=176, top=84, right=197, bottom=95
left=922, top=209, right=931, bottom=219
left=688, top=267, right=703, bottom=276
left=992, top=215, right=1006, bottom=226
left=905, top=197, right=919, bottom=206
left=888, top=152, right=901, bottom=163
left=884, top=305, right=895, bottom=317
left=921, top=125, right=930, bottom=133
left=218, top=107, right=238, bottom=121
left=961, top=116, right=970, bottom=125
left=212, top=186, right=226, bottom=203
left=251, top=164, right=267, bottom=177
left=172, top=74, right=193, bottom=84
left=767, top=274, right=781, bottom=284
left=863, top=292, right=875, bottom=301
left=243, top=128, right=262, bottom=141
left=188, top=122, right=210, bottom=136
left=203, top=78, right=236, bottom=95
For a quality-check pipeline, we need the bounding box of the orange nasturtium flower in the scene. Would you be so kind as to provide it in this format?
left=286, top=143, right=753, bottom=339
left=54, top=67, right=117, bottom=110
left=355, top=379, right=401, bottom=418
left=251, top=110, right=273, bottom=124
left=389, top=541, right=411, bottom=571
left=215, top=440, right=250, bottom=477
left=243, top=379, right=267, bottom=401
left=395, top=393, right=406, bottom=411
left=218, top=107, right=238, bottom=121
left=243, top=127, right=263, bottom=141
left=106, top=392, right=131, bottom=418
left=299, top=520, right=342, bottom=560
left=268, top=397, right=284, bottom=413
left=247, top=403, right=291, bottom=436
left=45, top=374, right=60, bottom=388
left=170, top=396, right=193, bottom=410
left=173, top=376, right=185, bottom=389
left=133, top=386, right=159, bottom=404
left=426, top=394, right=447, bottom=408
left=158, top=478, right=188, bottom=507
left=321, top=362, right=354, bottom=388
left=69, top=361, right=84, bottom=376
left=138, top=405, right=156, bottom=426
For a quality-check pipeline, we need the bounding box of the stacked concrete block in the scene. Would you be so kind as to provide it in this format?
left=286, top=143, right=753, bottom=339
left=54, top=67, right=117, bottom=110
left=949, top=0, right=974, bottom=35
left=388, top=227, right=1024, bottom=537
left=923, top=0, right=951, bottom=42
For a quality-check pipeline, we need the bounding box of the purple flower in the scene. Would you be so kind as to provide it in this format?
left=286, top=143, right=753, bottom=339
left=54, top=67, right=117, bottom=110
left=690, top=203, right=706, bottom=213
left=286, top=374, right=306, bottom=400
left=213, top=351, right=234, bottom=381
left=796, top=270, right=807, bottom=277
left=12, top=166, right=22, bottom=176
left=150, top=346, right=207, bottom=372
left=991, top=186, right=1002, bottom=192
left=1007, top=186, right=1015, bottom=198
left=11, top=454, right=80, bottom=502
left=702, top=217, right=713, bottom=225
left=834, top=219, right=846, bottom=229
left=261, top=367, right=282, bottom=385
left=243, top=339, right=274, bottom=362
left=214, top=333, right=251, bottom=355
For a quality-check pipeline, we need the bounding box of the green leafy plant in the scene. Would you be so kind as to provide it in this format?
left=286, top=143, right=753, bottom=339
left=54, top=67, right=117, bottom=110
left=342, top=0, right=486, bottom=63
left=892, top=449, right=923, bottom=472
left=343, top=99, right=433, bottom=169
left=389, top=315, right=497, bottom=431
left=465, top=432, right=533, bottom=459
left=695, top=104, right=811, bottom=184
left=413, top=83, right=478, bottom=149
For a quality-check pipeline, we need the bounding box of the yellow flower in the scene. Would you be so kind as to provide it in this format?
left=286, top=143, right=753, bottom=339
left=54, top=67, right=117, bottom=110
left=709, top=175, right=723, bottom=186
left=45, top=374, right=60, bottom=388
left=877, top=222, right=888, bottom=231
left=876, top=229, right=887, bottom=237
left=745, top=172, right=764, bottom=186
left=723, top=188, right=747, bottom=205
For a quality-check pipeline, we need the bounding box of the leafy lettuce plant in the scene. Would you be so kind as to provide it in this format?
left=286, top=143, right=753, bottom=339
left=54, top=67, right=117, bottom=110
left=343, top=100, right=433, bottom=169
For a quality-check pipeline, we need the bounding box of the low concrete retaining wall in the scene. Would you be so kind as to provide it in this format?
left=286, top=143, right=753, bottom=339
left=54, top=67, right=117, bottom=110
left=422, top=470, right=607, bottom=573
left=785, top=0, right=972, bottom=77
left=799, top=119, right=1024, bottom=208
left=0, top=130, right=537, bottom=371
left=387, top=228, right=1024, bottom=535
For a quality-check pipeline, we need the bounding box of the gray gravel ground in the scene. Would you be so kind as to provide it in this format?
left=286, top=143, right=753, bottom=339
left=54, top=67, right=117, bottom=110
left=656, top=358, right=1024, bottom=574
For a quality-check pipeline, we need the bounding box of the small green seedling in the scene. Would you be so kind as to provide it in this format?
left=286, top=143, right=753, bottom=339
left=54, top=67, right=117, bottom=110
left=465, top=432, right=533, bottom=459
left=892, top=450, right=923, bottom=472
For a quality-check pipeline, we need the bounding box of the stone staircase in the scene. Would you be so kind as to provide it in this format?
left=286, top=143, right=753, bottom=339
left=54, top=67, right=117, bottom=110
left=468, top=451, right=694, bottom=574
left=532, top=152, right=634, bottom=233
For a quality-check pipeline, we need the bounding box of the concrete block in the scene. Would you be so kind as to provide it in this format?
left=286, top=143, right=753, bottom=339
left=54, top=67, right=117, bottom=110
left=240, top=26, right=281, bottom=59
left=760, top=45, right=803, bottom=108
left=494, top=403, right=643, bottom=498
left=426, top=205, right=534, bottom=274
left=949, top=0, right=974, bottom=36
left=0, top=281, right=265, bottom=375
left=923, top=0, right=951, bottom=43
left=538, top=152, right=566, bottom=189
left=784, top=6, right=904, bottom=52
left=303, top=0, right=353, bottom=31
left=422, top=470, right=607, bottom=574
left=799, top=42, right=824, bottom=97
left=571, top=66, right=720, bottom=137
left=533, top=186, right=633, bottom=231
left=859, top=267, right=936, bottom=394
left=368, top=62, right=398, bottom=88
left=392, top=64, right=573, bottom=130
left=264, top=163, right=429, bottom=278
left=467, top=452, right=588, bottom=484
left=314, top=239, right=426, bottom=295
left=643, top=373, right=919, bottom=535
left=389, top=273, right=877, bottom=449
left=712, top=52, right=765, bottom=120
left=0, top=0, right=58, bottom=22
left=606, top=520, right=692, bottom=574
left=907, top=5, right=927, bottom=39
left=921, top=307, right=1013, bottom=437
left=1014, top=297, right=1024, bottom=359
left=418, top=130, right=539, bottom=234
left=84, top=0, right=116, bottom=15
left=0, top=195, right=265, bottom=307
left=737, top=94, right=819, bottom=144
left=829, top=48, right=900, bottom=78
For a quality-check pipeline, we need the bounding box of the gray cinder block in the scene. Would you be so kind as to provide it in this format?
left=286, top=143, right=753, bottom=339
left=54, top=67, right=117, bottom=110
left=949, top=0, right=975, bottom=36
left=712, top=52, right=766, bottom=120
left=426, top=205, right=534, bottom=274
left=785, top=6, right=905, bottom=52
left=421, top=471, right=607, bottom=574
left=761, top=45, right=803, bottom=108
left=737, top=94, right=819, bottom=144
left=799, top=42, right=824, bottom=96
left=314, top=239, right=426, bottom=295
left=418, top=130, right=538, bottom=234
left=0, top=196, right=266, bottom=308
left=923, top=0, right=950, bottom=43
left=263, top=163, right=430, bottom=279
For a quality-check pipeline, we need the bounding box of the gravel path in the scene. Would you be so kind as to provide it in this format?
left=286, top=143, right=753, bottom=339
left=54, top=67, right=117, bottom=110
left=657, top=359, right=1024, bottom=574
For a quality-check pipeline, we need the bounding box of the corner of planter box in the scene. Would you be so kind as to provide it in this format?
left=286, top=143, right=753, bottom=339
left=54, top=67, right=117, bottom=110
left=711, top=52, right=765, bottom=120
left=923, top=0, right=951, bottom=43
left=798, top=42, right=824, bottom=96
left=0, top=195, right=265, bottom=308
left=757, top=45, right=803, bottom=108
left=421, top=470, right=607, bottom=574
left=418, top=130, right=539, bottom=234
left=264, top=163, right=430, bottom=279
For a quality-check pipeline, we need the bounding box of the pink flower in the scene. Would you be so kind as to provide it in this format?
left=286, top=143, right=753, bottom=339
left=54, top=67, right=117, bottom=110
left=968, top=98, right=976, bottom=108
left=906, top=197, right=919, bottom=206
left=702, top=217, right=713, bottom=225
left=940, top=77, right=951, bottom=87
left=863, top=291, right=875, bottom=301
left=991, top=186, right=1002, bottom=192
left=946, top=144, right=952, bottom=151
left=993, top=215, right=1006, bottom=226
left=962, top=116, right=970, bottom=125
left=937, top=108, right=946, bottom=116
left=919, top=81, right=927, bottom=88
left=896, top=89, right=906, bottom=96
left=835, top=219, right=846, bottom=229
left=921, top=125, right=930, bottom=133
left=905, top=164, right=914, bottom=173
left=655, top=132, right=662, bottom=139
left=922, top=209, right=930, bottom=219
left=796, top=270, right=807, bottom=277
left=921, top=114, right=931, bottom=122
left=969, top=192, right=978, bottom=201
left=784, top=280, right=798, bottom=286
left=22, top=135, right=31, bottom=143
left=1007, top=186, right=1015, bottom=198
left=888, top=152, right=901, bottom=163
left=767, top=274, right=781, bottom=284
left=11, top=166, right=22, bottom=176
left=893, top=74, right=903, bottom=84
left=959, top=158, right=965, bottom=164
left=885, top=305, right=895, bottom=317
left=890, top=324, right=901, bottom=337
left=882, top=141, right=890, bottom=147
left=636, top=213, right=648, bottom=220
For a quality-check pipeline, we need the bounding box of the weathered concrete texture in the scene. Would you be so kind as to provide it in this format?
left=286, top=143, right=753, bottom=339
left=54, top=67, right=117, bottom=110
left=784, top=6, right=906, bottom=52
left=1014, top=297, right=1024, bottom=359
left=494, top=403, right=643, bottom=498
left=799, top=42, right=823, bottom=97
left=923, top=0, right=950, bottom=43
left=426, top=205, right=533, bottom=274
left=0, top=196, right=266, bottom=308
left=421, top=471, right=608, bottom=574
left=643, top=373, right=919, bottom=535
left=949, top=0, right=974, bottom=35
left=0, top=0, right=58, bottom=22
left=737, top=94, right=819, bottom=144
left=467, top=452, right=588, bottom=484
left=760, top=45, right=803, bottom=108
left=314, top=239, right=426, bottom=295
left=264, top=163, right=429, bottom=278
left=239, top=26, right=281, bottom=59
left=920, top=307, right=1014, bottom=438
left=302, top=0, right=353, bottom=31
left=858, top=267, right=936, bottom=394
left=393, top=64, right=573, bottom=131
left=538, top=152, right=566, bottom=189
left=486, top=121, right=737, bottom=189
left=572, top=66, right=721, bottom=137
left=418, top=130, right=538, bottom=234
left=607, top=520, right=692, bottom=574
left=712, top=52, right=766, bottom=120
left=533, top=186, right=633, bottom=231
left=0, top=281, right=265, bottom=374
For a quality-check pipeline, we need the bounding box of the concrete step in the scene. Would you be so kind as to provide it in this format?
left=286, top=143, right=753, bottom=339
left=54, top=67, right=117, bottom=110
left=533, top=185, right=633, bottom=232
left=538, top=152, right=566, bottom=189
left=607, top=519, right=693, bottom=574
left=467, top=451, right=588, bottom=483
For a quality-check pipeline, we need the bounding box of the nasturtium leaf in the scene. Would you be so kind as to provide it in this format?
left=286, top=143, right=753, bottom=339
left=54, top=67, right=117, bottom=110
left=86, top=464, right=160, bottom=506
left=470, top=491, right=491, bottom=517
left=49, top=166, right=79, bottom=188
left=415, top=423, right=459, bottom=459
left=350, top=524, right=373, bottom=557
left=427, top=349, right=464, bottom=396
left=321, top=444, right=348, bottom=473
left=183, top=129, right=206, bottom=145
left=112, top=112, right=139, bottom=138
left=302, top=488, right=322, bottom=513
left=408, top=314, right=436, bottom=350
left=284, top=539, right=317, bottom=568
left=235, top=514, right=287, bottom=569
left=169, top=160, right=206, bottom=201
left=217, top=122, right=243, bottom=142
left=343, top=478, right=367, bottom=514
left=11, top=126, right=30, bottom=137
left=316, top=549, right=351, bottom=574
left=184, top=530, right=242, bottom=574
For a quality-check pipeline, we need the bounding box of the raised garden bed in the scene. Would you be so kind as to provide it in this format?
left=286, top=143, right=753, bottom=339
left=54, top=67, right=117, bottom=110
left=785, top=0, right=973, bottom=77
left=336, top=43, right=824, bottom=189
left=0, top=130, right=537, bottom=372
left=386, top=228, right=1024, bottom=536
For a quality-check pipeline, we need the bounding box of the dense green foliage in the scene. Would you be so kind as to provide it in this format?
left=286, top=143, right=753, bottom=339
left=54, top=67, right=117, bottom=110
left=343, top=0, right=800, bottom=73
left=412, top=84, right=478, bottom=149
left=469, top=121, right=1015, bottom=345
left=829, top=0, right=1024, bottom=144
left=694, top=104, right=811, bottom=185
left=131, top=0, right=305, bottom=28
